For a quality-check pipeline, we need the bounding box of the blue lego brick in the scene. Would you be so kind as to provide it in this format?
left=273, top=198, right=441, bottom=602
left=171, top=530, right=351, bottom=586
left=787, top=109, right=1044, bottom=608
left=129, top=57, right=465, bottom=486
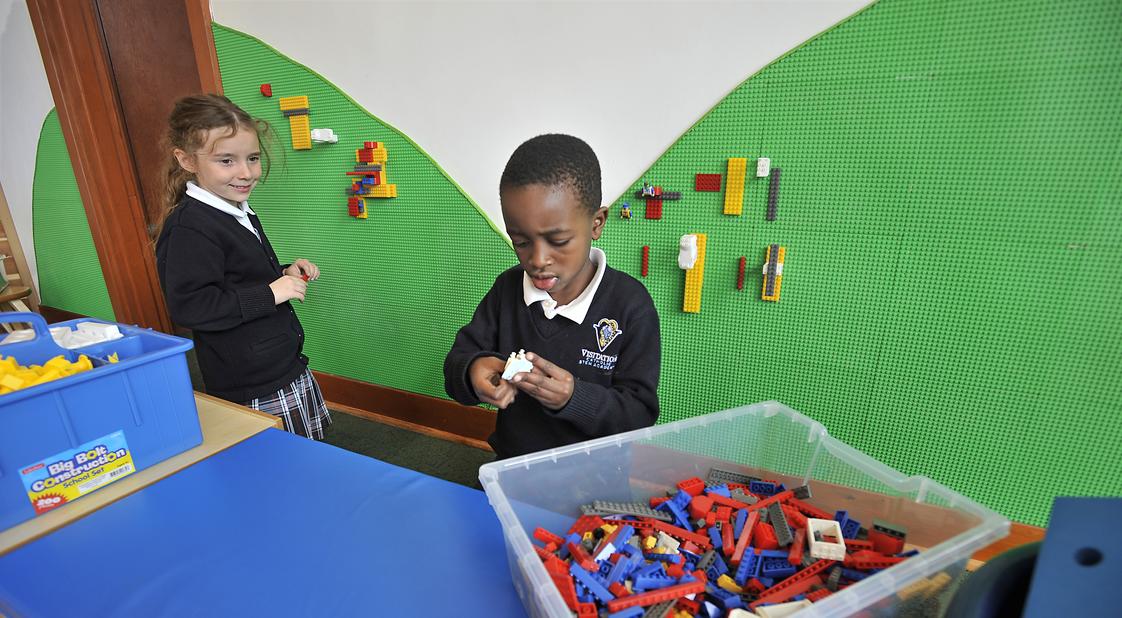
left=703, top=552, right=729, bottom=583
left=607, top=556, right=632, bottom=584
left=705, top=484, right=733, bottom=498
left=570, top=561, right=615, bottom=603
left=749, top=481, right=779, bottom=496
left=734, top=551, right=761, bottom=586
left=758, top=549, right=788, bottom=559
left=634, top=573, right=677, bottom=592
left=733, top=508, right=749, bottom=539
left=896, top=549, right=920, bottom=558
left=671, top=489, right=692, bottom=509
left=634, top=561, right=665, bottom=579
left=598, top=560, right=613, bottom=578
left=704, top=584, right=745, bottom=610
left=643, top=552, right=683, bottom=564
left=840, top=568, right=870, bottom=582
left=708, top=526, right=723, bottom=552
left=656, top=499, right=692, bottom=530
left=842, top=519, right=861, bottom=539
left=761, top=557, right=797, bottom=578
left=757, top=576, right=775, bottom=588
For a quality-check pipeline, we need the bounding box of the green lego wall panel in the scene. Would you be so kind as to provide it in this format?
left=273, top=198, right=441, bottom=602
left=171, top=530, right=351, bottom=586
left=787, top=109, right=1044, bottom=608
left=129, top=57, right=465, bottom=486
left=594, top=0, right=1121, bottom=527
left=211, top=24, right=511, bottom=401
left=32, top=110, right=116, bottom=322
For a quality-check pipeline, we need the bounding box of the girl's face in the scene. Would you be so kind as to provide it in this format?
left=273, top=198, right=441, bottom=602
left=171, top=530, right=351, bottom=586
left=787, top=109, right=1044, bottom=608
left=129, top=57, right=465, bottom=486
left=174, top=126, right=261, bottom=206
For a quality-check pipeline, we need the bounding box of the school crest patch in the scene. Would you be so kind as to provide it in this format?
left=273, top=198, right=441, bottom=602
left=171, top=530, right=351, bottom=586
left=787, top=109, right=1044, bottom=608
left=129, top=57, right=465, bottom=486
left=593, top=318, right=622, bottom=352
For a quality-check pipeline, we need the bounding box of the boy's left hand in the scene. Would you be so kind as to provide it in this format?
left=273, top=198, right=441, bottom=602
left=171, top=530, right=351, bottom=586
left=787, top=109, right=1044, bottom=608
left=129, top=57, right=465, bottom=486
left=285, top=259, right=320, bottom=281
left=511, top=352, right=574, bottom=410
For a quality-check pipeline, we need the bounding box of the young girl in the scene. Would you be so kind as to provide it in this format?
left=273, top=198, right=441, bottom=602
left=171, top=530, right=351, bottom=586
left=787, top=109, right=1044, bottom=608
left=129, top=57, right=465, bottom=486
left=155, top=93, right=332, bottom=440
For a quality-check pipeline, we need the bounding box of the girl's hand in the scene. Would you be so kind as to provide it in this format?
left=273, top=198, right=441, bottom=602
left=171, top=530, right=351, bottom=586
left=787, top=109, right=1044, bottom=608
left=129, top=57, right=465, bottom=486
left=511, top=352, right=575, bottom=410
left=269, top=275, right=307, bottom=304
left=285, top=259, right=320, bottom=281
left=468, top=356, right=517, bottom=409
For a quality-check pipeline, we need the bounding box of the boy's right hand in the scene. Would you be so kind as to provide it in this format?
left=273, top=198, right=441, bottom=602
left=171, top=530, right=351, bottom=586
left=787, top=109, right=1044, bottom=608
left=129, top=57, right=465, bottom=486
left=269, top=275, right=307, bottom=304
left=468, top=356, right=516, bottom=409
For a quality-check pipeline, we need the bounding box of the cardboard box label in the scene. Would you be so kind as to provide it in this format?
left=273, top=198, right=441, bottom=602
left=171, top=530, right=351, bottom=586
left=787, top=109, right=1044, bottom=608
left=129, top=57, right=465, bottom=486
left=20, top=430, right=135, bottom=515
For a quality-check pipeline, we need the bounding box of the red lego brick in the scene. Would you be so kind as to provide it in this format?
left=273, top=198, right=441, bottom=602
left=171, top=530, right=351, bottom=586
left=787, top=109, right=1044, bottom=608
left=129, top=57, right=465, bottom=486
left=779, top=503, right=807, bottom=529
left=787, top=528, right=806, bottom=566
left=568, top=515, right=605, bottom=536
left=649, top=496, right=670, bottom=508
left=753, top=522, right=780, bottom=550
left=789, top=498, right=833, bottom=521
left=644, top=199, right=662, bottom=220
left=577, top=602, right=597, bottom=618
left=364, top=141, right=377, bottom=149
left=608, top=581, right=630, bottom=597
left=695, top=173, right=722, bottom=192
left=737, top=256, right=746, bottom=290
left=534, top=527, right=565, bottom=547
left=750, top=559, right=836, bottom=608
left=567, top=541, right=597, bottom=572
left=869, top=529, right=905, bottom=555
left=715, top=506, right=732, bottom=522
left=722, top=520, right=735, bottom=558
left=678, top=477, right=706, bottom=497
left=675, top=597, right=701, bottom=615
left=731, top=511, right=758, bottom=566
left=646, top=520, right=710, bottom=548
left=666, top=560, right=685, bottom=578
left=605, top=580, right=705, bottom=613
left=641, top=245, right=650, bottom=278
left=845, top=550, right=906, bottom=570
left=806, top=587, right=833, bottom=602
left=845, top=538, right=876, bottom=553
left=707, top=493, right=755, bottom=512
left=259, top=83, right=272, bottom=97
left=688, top=495, right=714, bottom=520
left=745, top=578, right=766, bottom=594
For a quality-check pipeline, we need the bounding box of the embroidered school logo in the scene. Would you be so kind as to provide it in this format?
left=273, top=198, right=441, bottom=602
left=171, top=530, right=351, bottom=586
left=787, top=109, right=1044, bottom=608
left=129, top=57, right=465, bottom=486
left=593, top=318, right=622, bottom=352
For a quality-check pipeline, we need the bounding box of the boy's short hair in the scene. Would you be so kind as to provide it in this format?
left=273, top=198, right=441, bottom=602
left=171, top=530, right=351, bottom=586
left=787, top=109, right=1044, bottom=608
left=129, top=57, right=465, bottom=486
left=500, top=134, right=602, bottom=213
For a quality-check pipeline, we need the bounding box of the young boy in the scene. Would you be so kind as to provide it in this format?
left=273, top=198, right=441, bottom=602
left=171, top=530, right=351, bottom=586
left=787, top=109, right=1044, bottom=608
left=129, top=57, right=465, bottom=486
left=444, top=134, right=660, bottom=458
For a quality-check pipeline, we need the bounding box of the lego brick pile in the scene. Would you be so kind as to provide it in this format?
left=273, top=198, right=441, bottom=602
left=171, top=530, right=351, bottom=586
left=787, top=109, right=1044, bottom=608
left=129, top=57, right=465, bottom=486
left=531, top=467, right=917, bottom=618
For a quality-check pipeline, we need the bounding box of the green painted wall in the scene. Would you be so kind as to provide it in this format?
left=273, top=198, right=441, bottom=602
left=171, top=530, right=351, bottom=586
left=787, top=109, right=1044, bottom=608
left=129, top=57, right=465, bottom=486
left=32, top=110, right=116, bottom=321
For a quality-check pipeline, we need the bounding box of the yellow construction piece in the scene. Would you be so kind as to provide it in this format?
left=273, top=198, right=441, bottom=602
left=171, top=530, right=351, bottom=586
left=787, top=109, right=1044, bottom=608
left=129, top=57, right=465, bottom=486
left=279, top=96, right=312, bottom=151
left=362, top=184, right=398, bottom=198
left=682, top=233, right=707, bottom=313
left=723, top=157, right=747, bottom=215
left=762, top=245, right=786, bottom=302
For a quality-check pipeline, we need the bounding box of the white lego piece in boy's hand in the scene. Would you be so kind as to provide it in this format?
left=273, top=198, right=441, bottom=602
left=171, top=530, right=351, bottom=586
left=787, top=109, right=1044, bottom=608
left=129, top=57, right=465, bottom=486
left=678, top=234, right=699, bottom=270
left=501, top=349, right=533, bottom=381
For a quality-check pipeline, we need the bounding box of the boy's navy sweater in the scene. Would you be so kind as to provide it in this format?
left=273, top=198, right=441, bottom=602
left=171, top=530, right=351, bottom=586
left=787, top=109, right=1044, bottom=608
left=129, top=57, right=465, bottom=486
left=445, top=264, right=660, bottom=458
left=156, top=196, right=306, bottom=402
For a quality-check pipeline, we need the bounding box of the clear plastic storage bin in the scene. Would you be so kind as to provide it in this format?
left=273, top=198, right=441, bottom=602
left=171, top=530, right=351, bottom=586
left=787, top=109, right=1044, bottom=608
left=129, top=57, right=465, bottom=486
left=479, top=401, right=1009, bottom=617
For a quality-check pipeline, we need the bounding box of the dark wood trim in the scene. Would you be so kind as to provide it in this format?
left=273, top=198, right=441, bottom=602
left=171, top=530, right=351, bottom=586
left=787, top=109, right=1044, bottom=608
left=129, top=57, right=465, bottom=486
left=27, top=0, right=172, bottom=333
left=185, top=0, right=223, bottom=94
left=313, top=371, right=497, bottom=444
left=330, top=402, right=492, bottom=452
left=37, top=305, right=86, bottom=324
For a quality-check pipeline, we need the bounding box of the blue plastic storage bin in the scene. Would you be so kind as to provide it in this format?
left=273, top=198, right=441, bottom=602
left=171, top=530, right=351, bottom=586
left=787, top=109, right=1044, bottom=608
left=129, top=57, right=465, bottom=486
left=0, top=312, right=202, bottom=530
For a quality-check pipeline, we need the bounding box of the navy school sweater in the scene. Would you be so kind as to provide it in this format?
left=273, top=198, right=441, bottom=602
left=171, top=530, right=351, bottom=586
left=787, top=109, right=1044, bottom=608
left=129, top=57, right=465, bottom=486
left=444, top=265, right=661, bottom=458
left=155, top=196, right=307, bottom=402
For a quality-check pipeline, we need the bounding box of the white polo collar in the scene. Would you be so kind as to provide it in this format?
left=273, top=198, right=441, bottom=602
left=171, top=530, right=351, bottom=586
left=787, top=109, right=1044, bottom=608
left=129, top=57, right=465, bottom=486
left=522, top=247, right=606, bottom=324
left=186, top=181, right=258, bottom=239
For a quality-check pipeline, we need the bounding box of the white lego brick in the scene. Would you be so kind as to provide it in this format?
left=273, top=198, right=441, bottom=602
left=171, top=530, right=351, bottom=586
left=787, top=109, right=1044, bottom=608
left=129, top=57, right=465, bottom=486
left=310, top=128, right=339, bottom=143
left=755, top=599, right=812, bottom=618
left=678, top=234, right=699, bottom=270
left=501, top=349, right=533, bottom=380
left=807, top=518, right=847, bottom=561
left=756, top=157, right=771, bottom=177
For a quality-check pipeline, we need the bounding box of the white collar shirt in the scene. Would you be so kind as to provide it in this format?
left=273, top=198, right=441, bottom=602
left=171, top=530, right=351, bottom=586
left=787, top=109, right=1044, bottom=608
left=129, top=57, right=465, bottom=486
left=522, top=247, right=607, bottom=324
left=186, top=181, right=260, bottom=241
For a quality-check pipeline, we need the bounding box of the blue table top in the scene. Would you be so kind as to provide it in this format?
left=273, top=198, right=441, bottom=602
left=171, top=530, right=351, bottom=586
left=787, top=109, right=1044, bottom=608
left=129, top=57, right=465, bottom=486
left=0, top=429, right=526, bottom=617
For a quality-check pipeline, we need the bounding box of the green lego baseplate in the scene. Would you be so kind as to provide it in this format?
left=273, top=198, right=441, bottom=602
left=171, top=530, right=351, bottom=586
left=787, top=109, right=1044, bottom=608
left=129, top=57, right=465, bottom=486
left=32, top=110, right=116, bottom=322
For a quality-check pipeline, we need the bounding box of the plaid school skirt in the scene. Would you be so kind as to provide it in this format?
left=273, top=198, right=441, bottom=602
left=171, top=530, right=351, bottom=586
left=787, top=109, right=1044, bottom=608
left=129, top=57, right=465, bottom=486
left=243, top=369, right=332, bottom=440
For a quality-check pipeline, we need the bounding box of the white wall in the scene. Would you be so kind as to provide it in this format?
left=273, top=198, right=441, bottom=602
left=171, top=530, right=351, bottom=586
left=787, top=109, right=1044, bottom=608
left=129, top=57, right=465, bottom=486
left=212, top=0, right=869, bottom=231
left=0, top=0, right=54, bottom=290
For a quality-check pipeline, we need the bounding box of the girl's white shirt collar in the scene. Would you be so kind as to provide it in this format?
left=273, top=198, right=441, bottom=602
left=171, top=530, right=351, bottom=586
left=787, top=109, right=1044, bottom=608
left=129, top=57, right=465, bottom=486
left=185, top=181, right=259, bottom=240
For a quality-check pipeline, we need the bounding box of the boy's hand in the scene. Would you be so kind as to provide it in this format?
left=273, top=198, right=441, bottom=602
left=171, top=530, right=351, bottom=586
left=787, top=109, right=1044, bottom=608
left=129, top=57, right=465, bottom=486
left=269, top=275, right=307, bottom=304
left=469, top=356, right=517, bottom=409
left=285, top=259, right=320, bottom=281
left=511, top=352, right=574, bottom=410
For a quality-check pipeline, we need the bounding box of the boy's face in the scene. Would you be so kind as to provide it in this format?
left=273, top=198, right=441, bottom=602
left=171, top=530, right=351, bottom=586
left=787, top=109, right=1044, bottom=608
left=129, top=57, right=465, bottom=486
left=501, top=182, right=608, bottom=307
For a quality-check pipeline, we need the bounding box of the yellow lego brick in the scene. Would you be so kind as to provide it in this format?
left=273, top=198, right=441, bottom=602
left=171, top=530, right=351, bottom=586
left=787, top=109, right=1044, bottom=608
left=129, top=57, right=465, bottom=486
left=716, top=574, right=744, bottom=594
left=365, top=184, right=397, bottom=198
left=762, top=245, right=786, bottom=302
left=0, top=356, right=18, bottom=374
left=682, top=233, right=707, bottom=313
left=288, top=115, right=311, bottom=150
left=0, top=373, right=24, bottom=390
left=723, top=158, right=747, bottom=216
left=278, top=95, right=309, bottom=111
